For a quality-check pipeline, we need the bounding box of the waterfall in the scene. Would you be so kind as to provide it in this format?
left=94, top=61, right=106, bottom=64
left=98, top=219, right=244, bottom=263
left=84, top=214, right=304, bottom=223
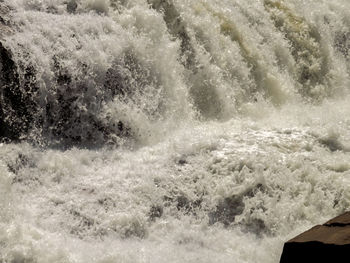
left=0, top=1, right=349, bottom=262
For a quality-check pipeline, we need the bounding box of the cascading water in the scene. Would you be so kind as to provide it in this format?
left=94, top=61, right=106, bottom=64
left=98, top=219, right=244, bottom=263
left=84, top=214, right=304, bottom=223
left=0, top=0, right=349, bottom=262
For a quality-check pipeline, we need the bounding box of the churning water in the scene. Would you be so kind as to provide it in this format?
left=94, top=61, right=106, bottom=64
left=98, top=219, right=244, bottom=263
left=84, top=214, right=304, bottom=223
left=0, top=0, right=350, bottom=262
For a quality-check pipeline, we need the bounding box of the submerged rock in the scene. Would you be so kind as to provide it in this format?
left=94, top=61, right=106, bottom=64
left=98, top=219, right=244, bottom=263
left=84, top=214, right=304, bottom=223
left=67, top=0, right=78, bottom=14
left=208, top=183, right=267, bottom=235
left=280, top=212, right=350, bottom=263
left=335, top=32, right=350, bottom=58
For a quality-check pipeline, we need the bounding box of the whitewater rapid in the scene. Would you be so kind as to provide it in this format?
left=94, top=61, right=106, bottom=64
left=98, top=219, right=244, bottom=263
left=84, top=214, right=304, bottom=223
left=1, top=0, right=350, bottom=262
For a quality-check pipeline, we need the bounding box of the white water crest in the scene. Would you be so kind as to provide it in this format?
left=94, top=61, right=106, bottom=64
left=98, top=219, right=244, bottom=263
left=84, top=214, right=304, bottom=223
left=0, top=0, right=350, bottom=262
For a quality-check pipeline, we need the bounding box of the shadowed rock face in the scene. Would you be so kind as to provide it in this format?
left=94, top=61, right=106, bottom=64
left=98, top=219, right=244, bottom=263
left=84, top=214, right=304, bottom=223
left=0, top=42, right=133, bottom=145
left=0, top=5, right=127, bottom=145
left=0, top=2, right=38, bottom=141
left=0, top=42, right=21, bottom=140
left=280, top=212, right=350, bottom=263
left=208, top=183, right=268, bottom=235
left=0, top=4, right=32, bottom=141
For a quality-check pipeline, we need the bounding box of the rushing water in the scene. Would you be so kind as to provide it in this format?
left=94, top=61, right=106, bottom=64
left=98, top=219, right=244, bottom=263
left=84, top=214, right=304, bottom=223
left=0, top=0, right=350, bottom=262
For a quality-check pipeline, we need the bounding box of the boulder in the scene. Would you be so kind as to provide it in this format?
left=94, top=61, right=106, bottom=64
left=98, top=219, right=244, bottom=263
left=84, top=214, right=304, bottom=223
left=280, top=212, right=350, bottom=263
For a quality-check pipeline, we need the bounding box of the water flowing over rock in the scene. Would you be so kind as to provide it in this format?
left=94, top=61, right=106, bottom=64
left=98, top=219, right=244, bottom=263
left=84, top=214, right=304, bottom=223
left=0, top=0, right=349, bottom=145
left=0, top=3, right=23, bottom=140
left=0, top=1, right=350, bottom=263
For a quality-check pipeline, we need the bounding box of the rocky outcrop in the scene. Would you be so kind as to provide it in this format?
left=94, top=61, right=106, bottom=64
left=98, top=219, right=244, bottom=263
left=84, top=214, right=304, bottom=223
left=280, top=212, right=350, bottom=263
left=1, top=4, right=19, bottom=140
left=0, top=3, right=35, bottom=141
left=0, top=41, right=20, bottom=140
left=0, top=4, right=121, bottom=145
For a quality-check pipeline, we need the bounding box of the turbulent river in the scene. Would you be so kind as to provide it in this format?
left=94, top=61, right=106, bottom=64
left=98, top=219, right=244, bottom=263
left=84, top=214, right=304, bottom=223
left=0, top=0, right=350, bottom=262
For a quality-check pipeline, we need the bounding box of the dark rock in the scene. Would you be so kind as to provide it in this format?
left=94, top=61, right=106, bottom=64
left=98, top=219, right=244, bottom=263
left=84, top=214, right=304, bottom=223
left=318, top=135, right=349, bottom=152
left=176, top=195, right=190, bottom=211
left=162, top=193, right=202, bottom=215
left=0, top=41, right=36, bottom=141
left=149, top=205, right=163, bottom=221
left=280, top=212, right=350, bottom=263
left=0, top=4, right=163, bottom=146
left=177, top=158, right=187, bottom=165
left=208, top=194, right=245, bottom=226
left=335, top=32, right=350, bottom=58
left=0, top=3, right=37, bottom=141
left=67, top=0, right=78, bottom=14
left=209, top=183, right=265, bottom=226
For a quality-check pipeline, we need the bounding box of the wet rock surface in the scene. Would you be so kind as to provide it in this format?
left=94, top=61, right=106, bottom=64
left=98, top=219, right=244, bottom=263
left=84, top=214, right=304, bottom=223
left=0, top=41, right=37, bottom=141
left=280, top=212, right=350, bottom=263
left=0, top=4, right=25, bottom=141
left=0, top=14, right=126, bottom=145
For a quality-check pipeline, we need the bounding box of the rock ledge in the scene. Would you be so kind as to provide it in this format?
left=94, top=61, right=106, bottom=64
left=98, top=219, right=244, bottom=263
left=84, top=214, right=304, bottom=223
left=280, top=212, right=350, bottom=263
